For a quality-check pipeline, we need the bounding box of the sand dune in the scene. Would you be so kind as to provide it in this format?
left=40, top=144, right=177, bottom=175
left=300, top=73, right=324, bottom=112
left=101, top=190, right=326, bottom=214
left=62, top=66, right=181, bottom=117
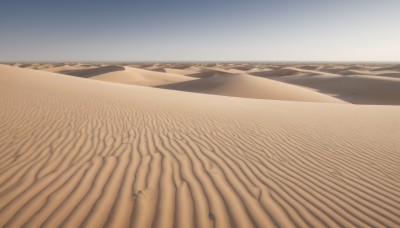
left=249, top=68, right=307, bottom=77
left=183, top=67, right=229, bottom=78
left=272, top=74, right=400, bottom=105
left=371, top=64, right=400, bottom=71
left=163, top=67, right=201, bottom=76
left=1, top=64, right=400, bottom=228
left=186, top=71, right=224, bottom=78
left=318, top=68, right=360, bottom=76
left=56, top=65, right=125, bottom=78
left=159, top=73, right=344, bottom=103
left=377, top=72, right=400, bottom=78
left=246, top=67, right=273, bottom=73
left=297, top=65, right=321, bottom=70
left=91, top=66, right=196, bottom=86
left=5, top=62, right=400, bottom=105
left=40, top=64, right=99, bottom=74
left=13, top=63, right=100, bottom=73
left=144, top=64, right=167, bottom=72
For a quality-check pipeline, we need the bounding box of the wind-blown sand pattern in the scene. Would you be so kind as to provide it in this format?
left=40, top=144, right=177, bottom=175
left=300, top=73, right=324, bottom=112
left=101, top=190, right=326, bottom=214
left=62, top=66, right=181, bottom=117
left=0, top=64, right=400, bottom=227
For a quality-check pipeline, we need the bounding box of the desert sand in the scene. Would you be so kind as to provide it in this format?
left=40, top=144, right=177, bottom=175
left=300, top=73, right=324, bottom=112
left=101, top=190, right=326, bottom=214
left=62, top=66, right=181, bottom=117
left=157, top=73, right=345, bottom=103
left=91, top=66, right=196, bottom=86
left=0, top=63, right=400, bottom=227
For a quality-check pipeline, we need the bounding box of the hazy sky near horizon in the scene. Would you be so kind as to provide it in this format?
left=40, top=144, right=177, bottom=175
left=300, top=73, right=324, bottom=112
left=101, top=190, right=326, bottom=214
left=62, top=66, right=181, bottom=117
left=1, top=0, right=399, bottom=61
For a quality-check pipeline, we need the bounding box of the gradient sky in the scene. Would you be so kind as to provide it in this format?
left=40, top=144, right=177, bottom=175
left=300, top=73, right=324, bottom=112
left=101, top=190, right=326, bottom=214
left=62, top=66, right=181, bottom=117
left=1, top=0, right=399, bottom=61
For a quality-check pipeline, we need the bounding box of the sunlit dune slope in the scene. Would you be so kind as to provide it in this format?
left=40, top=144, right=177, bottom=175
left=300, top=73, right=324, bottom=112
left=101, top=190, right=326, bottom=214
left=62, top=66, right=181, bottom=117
left=91, top=66, right=196, bottom=86
left=158, top=73, right=345, bottom=103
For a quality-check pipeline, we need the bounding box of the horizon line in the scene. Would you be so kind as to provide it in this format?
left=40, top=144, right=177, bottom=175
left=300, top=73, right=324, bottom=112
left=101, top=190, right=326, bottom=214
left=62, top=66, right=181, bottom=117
left=2, top=60, right=400, bottom=64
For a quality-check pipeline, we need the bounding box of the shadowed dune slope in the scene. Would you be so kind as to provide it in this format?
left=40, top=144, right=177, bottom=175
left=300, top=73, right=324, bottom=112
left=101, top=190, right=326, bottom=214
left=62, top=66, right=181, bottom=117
left=90, top=66, right=196, bottom=86
left=158, top=73, right=345, bottom=103
left=249, top=68, right=304, bottom=77
left=377, top=72, right=400, bottom=78
left=0, top=64, right=400, bottom=228
left=163, top=68, right=200, bottom=76
left=183, top=67, right=229, bottom=78
left=272, top=74, right=400, bottom=105
left=371, top=64, right=400, bottom=71
left=40, top=64, right=99, bottom=73
left=297, top=65, right=321, bottom=70
left=318, top=68, right=360, bottom=76
left=58, top=65, right=125, bottom=78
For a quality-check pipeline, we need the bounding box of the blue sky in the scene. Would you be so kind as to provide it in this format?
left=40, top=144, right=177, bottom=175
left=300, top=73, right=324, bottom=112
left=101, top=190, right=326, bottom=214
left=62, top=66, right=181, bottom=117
left=1, top=0, right=399, bottom=61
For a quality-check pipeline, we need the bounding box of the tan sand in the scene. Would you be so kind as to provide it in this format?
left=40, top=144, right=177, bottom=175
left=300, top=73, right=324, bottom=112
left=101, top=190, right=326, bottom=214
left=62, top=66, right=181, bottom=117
left=40, top=64, right=99, bottom=73
left=163, top=67, right=201, bottom=76
left=91, top=66, right=196, bottom=86
left=271, top=73, right=400, bottom=105
left=56, top=65, right=125, bottom=78
left=158, top=73, right=345, bottom=103
left=183, top=66, right=229, bottom=78
left=249, top=68, right=306, bottom=77
left=0, top=64, right=399, bottom=227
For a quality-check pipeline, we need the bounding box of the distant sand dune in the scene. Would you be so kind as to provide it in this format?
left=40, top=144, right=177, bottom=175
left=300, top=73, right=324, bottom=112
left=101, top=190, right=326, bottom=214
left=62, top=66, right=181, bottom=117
left=371, top=64, right=400, bottom=71
left=40, top=64, right=98, bottom=73
left=163, top=67, right=200, bottom=76
left=144, top=65, right=167, bottom=72
left=14, top=63, right=99, bottom=73
left=91, top=66, right=196, bottom=86
left=0, top=64, right=399, bottom=227
left=249, top=68, right=305, bottom=77
left=297, top=65, right=320, bottom=70
left=182, top=67, right=229, bottom=78
left=377, top=72, right=400, bottom=78
left=186, top=71, right=222, bottom=78
left=159, top=73, right=344, bottom=103
left=58, top=65, right=125, bottom=78
left=272, top=74, right=400, bottom=105
left=246, top=67, right=273, bottom=73
left=318, top=68, right=360, bottom=76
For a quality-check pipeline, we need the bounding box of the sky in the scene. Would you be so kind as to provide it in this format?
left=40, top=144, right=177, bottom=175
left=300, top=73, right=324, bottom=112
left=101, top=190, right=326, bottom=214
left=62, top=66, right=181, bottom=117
left=0, top=0, right=399, bottom=61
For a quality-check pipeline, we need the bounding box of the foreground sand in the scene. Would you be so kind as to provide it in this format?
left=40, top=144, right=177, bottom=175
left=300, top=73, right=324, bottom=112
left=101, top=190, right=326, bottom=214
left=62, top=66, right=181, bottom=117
left=0, top=64, right=400, bottom=227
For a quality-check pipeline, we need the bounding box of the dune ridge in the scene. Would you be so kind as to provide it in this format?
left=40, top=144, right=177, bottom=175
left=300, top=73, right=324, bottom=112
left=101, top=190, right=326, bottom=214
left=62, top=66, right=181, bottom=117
left=90, top=66, right=196, bottom=86
left=0, top=64, right=399, bottom=227
left=158, top=73, right=345, bottom=103
left=272, top=73, right=400, bottom=105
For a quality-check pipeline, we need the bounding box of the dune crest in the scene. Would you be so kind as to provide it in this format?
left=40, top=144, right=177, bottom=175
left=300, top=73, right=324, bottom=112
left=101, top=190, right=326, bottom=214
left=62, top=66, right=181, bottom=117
left=57, top=65, right=125, bottom=78
left=271, top=73, right=400, bottom=105
left=159, top=73, right=345, bottom=103
left=91, top=66, right=196, bottom=86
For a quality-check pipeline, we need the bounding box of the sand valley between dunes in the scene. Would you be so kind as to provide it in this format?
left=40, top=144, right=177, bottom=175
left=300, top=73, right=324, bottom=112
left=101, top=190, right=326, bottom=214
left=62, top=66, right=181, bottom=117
left=0, top=63, right=400, bottom=227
